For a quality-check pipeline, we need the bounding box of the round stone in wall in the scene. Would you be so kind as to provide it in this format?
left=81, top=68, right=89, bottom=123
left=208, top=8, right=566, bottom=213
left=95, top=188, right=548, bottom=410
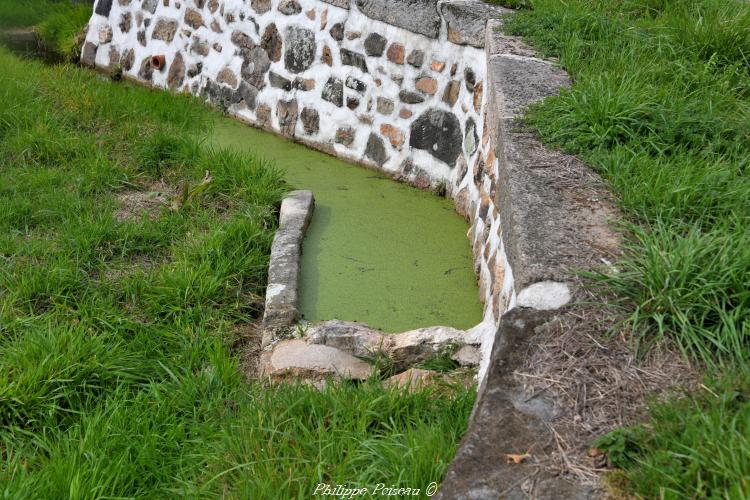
left=184, top=9, right=204, bottom=30
left=152, top=19, right=178, bottom=42
left=300, top=107, right=320, bottom=135
left=261, top=23, right=282, bottom=62
left=364, top=33, right=387, bottom=56
left=329, top=22, right=344, bottom=41
left=284, top=25, right=316, bottom=74
left=119, top=12, right=132, bottom=33
left=95, top=0, right=113, bottom=16
left=142, top=0, right=158, bottom=14
left=138, top=56, right=153, bottom=81
left=167, top=51, right=185, bottom=90
left=81, top=42, right=97, bottom=67
left=251, top=0, right=272, bottom=14
left=278, top=0, right=302, bottom=15
left=409, top=109, right=462, bottom=166
left=321, top=77, right=343, bottom=107
left=365, top=133, right=388, bottom=166
left=120, top=48, right=135, bottom=72
left=241, top=47, right=271, bottom=88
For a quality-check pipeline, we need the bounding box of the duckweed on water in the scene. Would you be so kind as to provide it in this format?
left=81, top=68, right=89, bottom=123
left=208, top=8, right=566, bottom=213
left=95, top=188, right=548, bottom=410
left=212, top=120, right=483, bottom=332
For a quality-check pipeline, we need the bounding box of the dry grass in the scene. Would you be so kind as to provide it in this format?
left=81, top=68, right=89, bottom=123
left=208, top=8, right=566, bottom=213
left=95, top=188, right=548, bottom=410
left=514, top=282, right=700, bottom=486
left=113, top=181, right=175, bottom=222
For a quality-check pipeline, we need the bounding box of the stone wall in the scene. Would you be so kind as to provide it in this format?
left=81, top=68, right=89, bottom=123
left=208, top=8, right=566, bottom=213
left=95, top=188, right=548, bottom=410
left=82, top=0, right=514, bottom=376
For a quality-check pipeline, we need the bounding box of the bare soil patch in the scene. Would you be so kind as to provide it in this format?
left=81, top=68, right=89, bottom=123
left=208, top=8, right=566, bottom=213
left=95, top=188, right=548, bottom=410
left=113, top=181, right=174, bottom=222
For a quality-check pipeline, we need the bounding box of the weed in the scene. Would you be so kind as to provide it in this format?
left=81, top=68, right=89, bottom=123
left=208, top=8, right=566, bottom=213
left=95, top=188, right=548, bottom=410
left=596, top=376, right=750, bottom=498
left=483, top=0, right=532, bottom=9
left=36, top=1, right=90, bottom=61
left=360, top=350, right=397, bottom=379
left=417, top=343, right=461, bottom=373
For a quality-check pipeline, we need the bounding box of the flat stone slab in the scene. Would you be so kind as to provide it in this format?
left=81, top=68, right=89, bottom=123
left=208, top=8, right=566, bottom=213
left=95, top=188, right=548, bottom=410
left=260, top=339, right=373, bottom=380
left=485, top=23, right=619, bottom=290
left=385, top=368, right=443, bottom=391
left=306, top=320, right=474, bottom=372
left=488, top=52, right=571, bottom=117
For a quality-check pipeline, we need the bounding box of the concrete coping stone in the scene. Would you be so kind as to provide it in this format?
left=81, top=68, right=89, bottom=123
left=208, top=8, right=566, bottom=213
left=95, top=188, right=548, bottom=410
left=437, top=14, right=620, bottom=499
left=483, top=18, right=619, bottom=291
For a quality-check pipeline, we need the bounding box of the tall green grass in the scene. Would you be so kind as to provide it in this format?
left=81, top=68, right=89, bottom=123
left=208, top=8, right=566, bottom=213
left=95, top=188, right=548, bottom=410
left=0, top=48, right=474, bottom=496
left=505, top=0, right=750, bottom=495
left=594, top=375, right=750, bottom=498
left=482, top=0, right=532, bottom=10
left=0, top=0, right=91, bottom=60
left=36, top=1, right=91, bottom=60
left=507, top=0, right=750, bottom=368
left=0, top=0, right=60, bottom=29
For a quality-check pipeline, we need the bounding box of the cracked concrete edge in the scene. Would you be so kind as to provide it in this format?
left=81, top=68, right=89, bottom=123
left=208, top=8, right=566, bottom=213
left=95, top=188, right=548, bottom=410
left=438, top=16, right=620, bottom=499
left=261, top=190, right=315, bottom=348
left=437, top=307, right=597, bottom=500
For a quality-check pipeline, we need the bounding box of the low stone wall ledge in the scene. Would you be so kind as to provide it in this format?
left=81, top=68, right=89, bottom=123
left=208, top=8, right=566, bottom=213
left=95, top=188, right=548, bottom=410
left=436, top=17, right=621, bottom=498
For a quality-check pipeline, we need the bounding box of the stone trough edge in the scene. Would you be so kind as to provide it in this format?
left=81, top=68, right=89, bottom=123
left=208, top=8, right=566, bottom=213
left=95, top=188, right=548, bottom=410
left=261, top=189, right=315, bottom=348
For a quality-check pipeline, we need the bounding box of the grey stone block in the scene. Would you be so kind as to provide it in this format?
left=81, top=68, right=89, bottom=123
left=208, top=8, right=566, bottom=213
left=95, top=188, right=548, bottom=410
left=320, top=0, right=350, bottom=9
left=354, top=0, right=441, bottom=38
left=436, top=308, right=597, bottom=500
left=439, top=0, right=510, bottom=48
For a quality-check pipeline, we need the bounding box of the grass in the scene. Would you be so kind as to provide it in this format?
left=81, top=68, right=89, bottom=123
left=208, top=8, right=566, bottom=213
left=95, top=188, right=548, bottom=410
left=0, top=0, right=60, bottom=29
left=417, top=345, right=461, bottom=373
left=506, top=0, right=750, bottom=369
left=36, top=1, right=91, bottom=60
left=594, top=376, right=750, bottom=498
left=504, top=0, right=750, bottom=495
left=482, top=0, right=532, bottom=10
left=0, top=0, right=90, bottom=60
left=0, top=47, right=475, bottom=496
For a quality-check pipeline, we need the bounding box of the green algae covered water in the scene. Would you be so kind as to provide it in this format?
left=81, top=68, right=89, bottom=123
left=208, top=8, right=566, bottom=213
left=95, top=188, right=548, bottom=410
left=212, top=119, right=482, bottom=332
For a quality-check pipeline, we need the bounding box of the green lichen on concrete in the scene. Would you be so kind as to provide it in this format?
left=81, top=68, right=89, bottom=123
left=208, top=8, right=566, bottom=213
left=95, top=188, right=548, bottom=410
left=213, top=119, right=483, bottom=332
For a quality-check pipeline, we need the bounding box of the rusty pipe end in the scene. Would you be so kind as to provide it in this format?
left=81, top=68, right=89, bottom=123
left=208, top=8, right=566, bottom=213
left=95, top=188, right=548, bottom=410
left=151, top=55, right=166, bottom=71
